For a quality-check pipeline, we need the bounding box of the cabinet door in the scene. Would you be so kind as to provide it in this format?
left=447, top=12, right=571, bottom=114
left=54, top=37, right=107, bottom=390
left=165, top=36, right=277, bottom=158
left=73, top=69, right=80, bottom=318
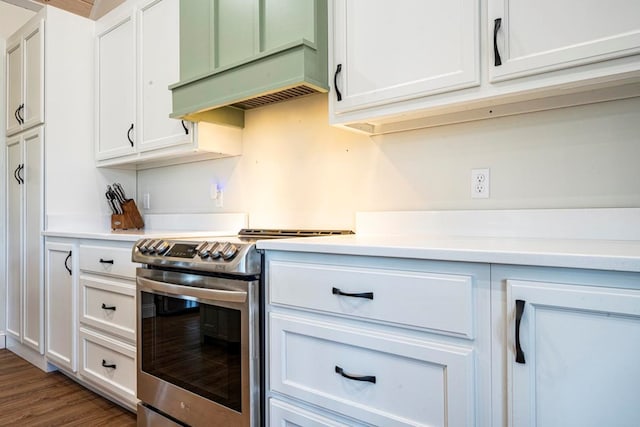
left=45, top=242, right=76, bottom=372
left=6, top=39, right=23, bottom=136
left=21, top=18, right=45, bottom=131
left=331, top=0, right=479, bottom=115
left=507, top=280, right=640, bottom=427
left=22, top=127, right=43, bottom=353
left=96, top=14, right=136, bottom=160
left=489, top=0, right=640, bottom=82
left=138, top=0, right=192, bottom=153
left=6, top=137, right=23, bottom=340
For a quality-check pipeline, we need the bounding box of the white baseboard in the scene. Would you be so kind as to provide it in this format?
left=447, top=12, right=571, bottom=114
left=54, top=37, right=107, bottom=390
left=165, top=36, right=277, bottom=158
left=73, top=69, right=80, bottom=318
left=5, top=337, right=56, bottom=372
left=0, top=333, right=5, bottom=349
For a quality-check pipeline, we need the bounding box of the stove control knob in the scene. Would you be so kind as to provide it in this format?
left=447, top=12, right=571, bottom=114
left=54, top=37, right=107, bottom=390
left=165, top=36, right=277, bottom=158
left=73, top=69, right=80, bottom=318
left=221, top=243, right=238, bottom=260
left=196, top=242, right=209, bottom=258
left=156, top=241, right=170, bottom=255
left=209, top=242, right=223, bottom=259
left=146, top=240, right=160, bottom=254
left=137, top=239, right=150, bottom=253
left=198, top=242, right=212, bottom=258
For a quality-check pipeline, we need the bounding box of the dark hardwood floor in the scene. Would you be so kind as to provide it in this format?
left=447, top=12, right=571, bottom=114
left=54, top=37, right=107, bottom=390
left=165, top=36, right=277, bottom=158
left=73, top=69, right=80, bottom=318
left=0, top=349, right=136, bottom=426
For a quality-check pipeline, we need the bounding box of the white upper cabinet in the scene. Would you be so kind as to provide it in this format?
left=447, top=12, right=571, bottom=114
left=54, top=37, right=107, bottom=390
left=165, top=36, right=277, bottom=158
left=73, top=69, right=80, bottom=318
left=489, top=0, right=640, bottom=82
left=330, top=0, right=479, bottom=116
left=96, top=10, right=136, bottom=160
left=137, top=0, right=191, bottom=153
left=5, top=18, right=44, bottom=136
left=95, top=0, right=240, bottom=169
left=329, top=0, right=640, bottom=135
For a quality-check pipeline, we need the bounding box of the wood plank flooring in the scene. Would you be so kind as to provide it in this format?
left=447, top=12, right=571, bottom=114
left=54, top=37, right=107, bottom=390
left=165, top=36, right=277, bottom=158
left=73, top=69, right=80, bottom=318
left=0, top=349, right=136, bottom=426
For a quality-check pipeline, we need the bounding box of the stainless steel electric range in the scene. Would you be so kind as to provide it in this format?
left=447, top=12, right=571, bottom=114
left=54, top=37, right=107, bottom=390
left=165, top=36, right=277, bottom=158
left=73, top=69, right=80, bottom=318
left=132, top=229, right=352, bottom=427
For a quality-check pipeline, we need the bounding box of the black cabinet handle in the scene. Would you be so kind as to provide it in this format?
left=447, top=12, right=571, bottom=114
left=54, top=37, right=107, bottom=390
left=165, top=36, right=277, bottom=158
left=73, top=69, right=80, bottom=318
left=17, top=164, right=24, bottom=184
left=181, top=120, right=189, bottom=135
left=16, top=104, right=24, bottom=124
left=101, top=303, right=116, bottom=311
left=99, top=258, right=114, bottom=264
left=127, top=123, right=134, bottom=147
left=334, top=63, right=343, bottom=101
left=515, top=299, right=526, bottom=364
left=101, top=359, right=117, bottom=369
left=14, top=106, right=21, bottom=125
left=13, top=165, right=21, bottom=184
left=64, top=251, right=72, bottom=276
left=335, top=366, right=376, bottom=384
left=332, top=287, right=373, bottom=300
left=493, top=18, right=503, bottom=66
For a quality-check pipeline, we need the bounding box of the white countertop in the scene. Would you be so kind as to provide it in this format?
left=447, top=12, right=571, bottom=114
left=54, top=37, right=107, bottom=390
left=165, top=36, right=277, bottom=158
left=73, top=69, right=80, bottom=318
left=43, top=212, right=248, bottom=242
left=42, top=229, right=236, bottom=242
left=257, top=209, right=640, bottom=273
left=256, top=234, right=640, bottom=272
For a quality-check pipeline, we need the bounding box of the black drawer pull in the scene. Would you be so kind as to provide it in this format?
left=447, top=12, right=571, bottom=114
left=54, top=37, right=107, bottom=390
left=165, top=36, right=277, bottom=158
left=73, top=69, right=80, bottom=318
left=332, top=287, right=373, bottom=300
left=515, top=299, right=526, bottom=364
left=99, top=259, right=114, bottom=264
left=335, top=366, right=376, bottom=384
left=101, top=303, right=116, bottom=311
left=102, top=359, right=117, bottom=369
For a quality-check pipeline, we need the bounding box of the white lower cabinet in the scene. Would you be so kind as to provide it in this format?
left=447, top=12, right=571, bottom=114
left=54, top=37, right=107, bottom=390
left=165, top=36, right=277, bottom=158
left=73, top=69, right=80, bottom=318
left=492, top=266, right=640, bottom=427
left=45, top=241, right=77, bottom=372
left=265, top=251, right=491, bottom=427
left=44, top=237, right=138, bottom=410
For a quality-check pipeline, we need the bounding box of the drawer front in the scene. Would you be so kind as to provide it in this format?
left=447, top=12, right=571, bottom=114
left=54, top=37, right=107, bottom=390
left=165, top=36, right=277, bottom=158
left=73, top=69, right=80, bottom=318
left=270, top=313, right=475, bottom=427
left=269, top=261, right=474, bottom=338
left=269, top=398, right=364, bottom=427
left=79, top=244, right=136, bottom=279
left=80, top=276, right=135, bottom=341
left=79, top=327, right=136, bottom=405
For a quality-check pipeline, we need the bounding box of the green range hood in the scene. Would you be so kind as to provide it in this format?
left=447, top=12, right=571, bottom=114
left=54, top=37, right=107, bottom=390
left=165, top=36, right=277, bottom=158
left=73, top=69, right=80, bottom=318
left=170, top=0, right=328, bottom=128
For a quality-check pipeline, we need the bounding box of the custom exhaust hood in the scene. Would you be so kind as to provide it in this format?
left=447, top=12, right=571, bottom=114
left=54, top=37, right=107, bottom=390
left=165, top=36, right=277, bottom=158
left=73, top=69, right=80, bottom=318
left=170, top=0, right=328, bottom=128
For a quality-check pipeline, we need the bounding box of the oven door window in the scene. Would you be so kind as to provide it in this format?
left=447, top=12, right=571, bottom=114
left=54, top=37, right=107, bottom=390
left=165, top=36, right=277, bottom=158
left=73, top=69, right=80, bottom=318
left=141, top=291, right=242, bottom=412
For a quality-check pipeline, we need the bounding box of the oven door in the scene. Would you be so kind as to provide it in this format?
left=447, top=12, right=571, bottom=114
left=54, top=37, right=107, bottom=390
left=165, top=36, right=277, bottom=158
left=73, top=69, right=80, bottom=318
left=136, top=268, right=258, bottom=427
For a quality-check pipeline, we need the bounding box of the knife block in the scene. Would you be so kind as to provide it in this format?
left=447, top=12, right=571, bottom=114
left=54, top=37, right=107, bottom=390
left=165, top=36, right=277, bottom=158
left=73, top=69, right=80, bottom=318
left=111, top=200, right=145, bottom=230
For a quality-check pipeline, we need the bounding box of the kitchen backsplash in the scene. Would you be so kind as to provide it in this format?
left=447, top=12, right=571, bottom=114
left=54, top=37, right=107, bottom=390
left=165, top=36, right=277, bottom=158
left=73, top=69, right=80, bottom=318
left=137, top=94, right=640, bottom=230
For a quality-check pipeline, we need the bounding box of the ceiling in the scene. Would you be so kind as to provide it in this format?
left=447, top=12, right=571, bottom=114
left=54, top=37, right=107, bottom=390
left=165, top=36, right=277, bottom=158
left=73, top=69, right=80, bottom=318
left=1, top=0, right=124, bottom=20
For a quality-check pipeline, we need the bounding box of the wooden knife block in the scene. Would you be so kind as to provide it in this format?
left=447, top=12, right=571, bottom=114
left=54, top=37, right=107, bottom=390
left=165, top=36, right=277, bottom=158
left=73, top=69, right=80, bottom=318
left=111, top=200, right=144, bottom=230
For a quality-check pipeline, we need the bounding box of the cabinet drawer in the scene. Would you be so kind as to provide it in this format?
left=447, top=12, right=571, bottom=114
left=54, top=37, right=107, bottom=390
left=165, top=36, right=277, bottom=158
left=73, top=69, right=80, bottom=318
left=270, top=313, right=475, bottom=427
left=80, top=275, right=135, bottom=342
left=79, top=327, right=136, bottom=406
left=269, top=261, right=474, bottom=338
left=270, top=398, right=363, bottom=427
left=79, top=244, right=136, bottom=278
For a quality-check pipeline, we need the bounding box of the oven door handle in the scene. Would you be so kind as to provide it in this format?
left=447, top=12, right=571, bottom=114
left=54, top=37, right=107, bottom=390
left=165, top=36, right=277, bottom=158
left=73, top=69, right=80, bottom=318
left=137, top=276, right=247, bottom=303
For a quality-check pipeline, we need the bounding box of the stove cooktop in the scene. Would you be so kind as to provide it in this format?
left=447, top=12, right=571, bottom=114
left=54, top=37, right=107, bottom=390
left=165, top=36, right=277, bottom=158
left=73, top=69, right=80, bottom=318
left=132, top=229, right=353, bottom=276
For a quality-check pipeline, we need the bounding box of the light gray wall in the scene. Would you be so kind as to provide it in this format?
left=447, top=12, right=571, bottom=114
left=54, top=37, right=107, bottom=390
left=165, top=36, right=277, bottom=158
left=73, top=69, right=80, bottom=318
left=0, top=2, right=36, bottom=39
left=137, top=94, right=640, bottom=230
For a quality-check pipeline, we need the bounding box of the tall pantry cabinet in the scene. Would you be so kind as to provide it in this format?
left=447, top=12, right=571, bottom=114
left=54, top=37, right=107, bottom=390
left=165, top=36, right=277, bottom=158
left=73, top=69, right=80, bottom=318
left=4, top=6, right=95, bottom=370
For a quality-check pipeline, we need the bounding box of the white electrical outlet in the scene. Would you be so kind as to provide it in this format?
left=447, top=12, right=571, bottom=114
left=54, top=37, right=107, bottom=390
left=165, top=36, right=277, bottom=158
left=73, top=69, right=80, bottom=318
left=471, top=168, right=490, bottom=199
